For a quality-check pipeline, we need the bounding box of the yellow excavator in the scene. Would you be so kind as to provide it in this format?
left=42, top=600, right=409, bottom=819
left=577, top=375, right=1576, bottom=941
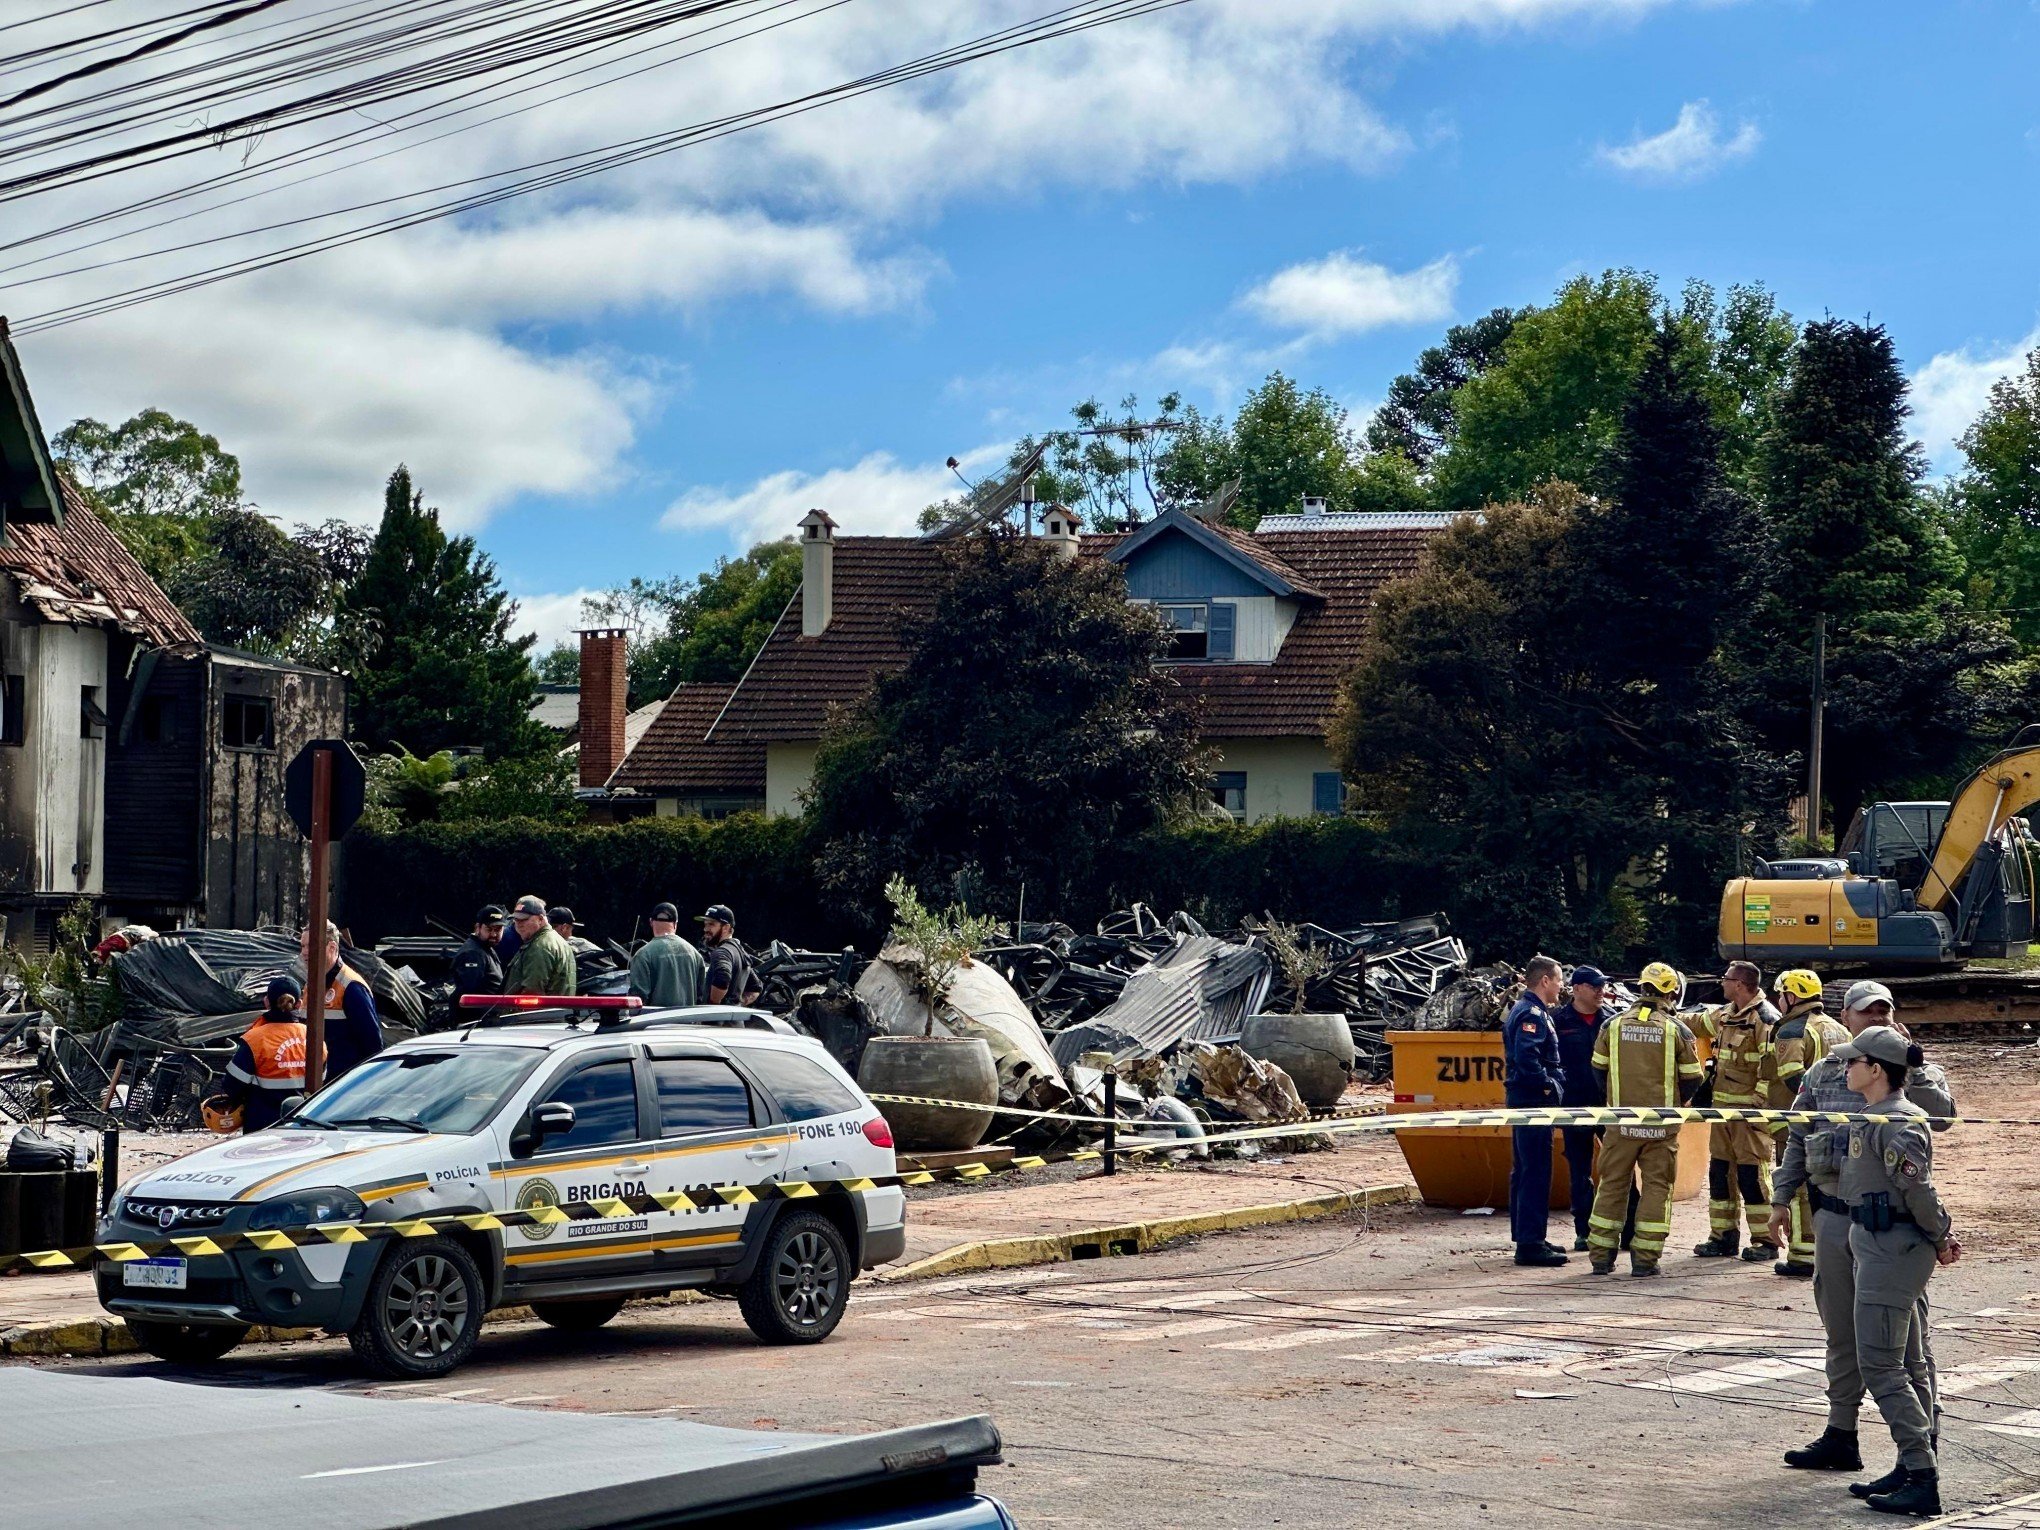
left=1719, top=731, right=2040, bottom=968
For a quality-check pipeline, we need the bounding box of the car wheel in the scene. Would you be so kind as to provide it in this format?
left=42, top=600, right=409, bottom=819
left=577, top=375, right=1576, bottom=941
left=125, top=1318, right=249, bottom=1365
left=529, top=1297, right=627, bottom=1332
left=738, top=1211, right=850, bottom=1345
left=347, top=1236, right=485, bottom=1379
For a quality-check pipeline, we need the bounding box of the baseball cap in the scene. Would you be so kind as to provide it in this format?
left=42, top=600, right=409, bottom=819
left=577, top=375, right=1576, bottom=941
left=547, top=905, right=578, bottom=927
left=1842, top=980, right=1896, bottom=1013
left=266, top=975, right=303, bottom=1005
left=1831, top=1025, right=1917, bottom=1067
left=1570, top=965, right=1609, bottom=988
left=699, top=903, right=736, bottom=926
left=510, top=894, right=548, bottom=919
left=650, top=901, right=680, bottom=922
left=475, top=904, right=507, bottom=926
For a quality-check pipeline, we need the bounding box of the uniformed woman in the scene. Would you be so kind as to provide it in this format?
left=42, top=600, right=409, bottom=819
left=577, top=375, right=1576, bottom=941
left=1831, top=1026, right=1962, bottom=1518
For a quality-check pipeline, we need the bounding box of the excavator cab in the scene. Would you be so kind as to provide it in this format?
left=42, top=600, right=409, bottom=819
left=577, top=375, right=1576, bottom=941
left=1719, top=733, right=2040, bottom=968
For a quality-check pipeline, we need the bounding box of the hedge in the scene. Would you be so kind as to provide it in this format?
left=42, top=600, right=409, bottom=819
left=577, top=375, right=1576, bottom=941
left=340, top=814, right=1462, bottom=952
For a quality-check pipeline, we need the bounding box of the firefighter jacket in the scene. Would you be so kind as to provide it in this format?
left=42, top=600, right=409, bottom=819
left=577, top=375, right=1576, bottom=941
left=1771, top=1001, right=1851, bottom=1104
left=1589, top=1002, right=1705, bottom=1140
left=1696, top=997, right=1779, bottom=1108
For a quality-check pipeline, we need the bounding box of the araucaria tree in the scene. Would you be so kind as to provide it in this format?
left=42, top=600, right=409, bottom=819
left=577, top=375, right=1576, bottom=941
left=805, top=533, right=1207, bottom=921
left=340, top=466, right=544, bottom=759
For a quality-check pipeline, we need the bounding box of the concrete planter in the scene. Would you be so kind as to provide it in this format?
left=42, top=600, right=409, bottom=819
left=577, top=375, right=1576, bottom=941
left=1240, top=1012, right=1355, bottom=1109
left=858, top=1035, right=999, bottom=1152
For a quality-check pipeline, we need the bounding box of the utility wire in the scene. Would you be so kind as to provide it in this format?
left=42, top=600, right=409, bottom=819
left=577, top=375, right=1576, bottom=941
left=0, top=0, right=300, bottom=112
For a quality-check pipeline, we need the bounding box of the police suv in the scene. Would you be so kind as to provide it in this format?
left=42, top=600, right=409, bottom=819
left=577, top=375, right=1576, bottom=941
left=96, top=1006, right=908, bottom=1379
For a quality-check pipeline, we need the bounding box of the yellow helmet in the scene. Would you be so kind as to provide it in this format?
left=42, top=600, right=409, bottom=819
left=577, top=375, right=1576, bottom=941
left=1777, top=969, right=1824, bottom=1003
left=1638, top=961, right=1682, bottom=997
left=201, top=1095, right=243, bottom=1136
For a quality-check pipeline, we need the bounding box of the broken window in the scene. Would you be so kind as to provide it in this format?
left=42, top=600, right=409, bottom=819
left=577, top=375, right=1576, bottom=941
left=138, top=697, right=174, bottom=745
left=222, top=694, right=274, bottom=751
left=80, top=685, right=107, bottom=740
left=1213, top=771, right=1246, bottom=820
left=1159, top=603, right=1208, bottom=661
left=1, top=674, right=21, bottom=747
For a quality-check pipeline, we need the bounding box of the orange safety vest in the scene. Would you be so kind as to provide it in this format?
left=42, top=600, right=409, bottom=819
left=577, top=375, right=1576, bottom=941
left=318, top=961, right=367, bottom=1015
left=240, top=1017, right=307, bottom=1089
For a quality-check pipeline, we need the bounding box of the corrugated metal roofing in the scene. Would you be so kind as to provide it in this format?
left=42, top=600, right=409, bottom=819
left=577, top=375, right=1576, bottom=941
left=1049, top=933, right=1273, bottom=1069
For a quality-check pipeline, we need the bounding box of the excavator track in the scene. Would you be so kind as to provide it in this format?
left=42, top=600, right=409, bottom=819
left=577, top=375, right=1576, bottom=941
left=1825, top=971, right=2040, bottom=1039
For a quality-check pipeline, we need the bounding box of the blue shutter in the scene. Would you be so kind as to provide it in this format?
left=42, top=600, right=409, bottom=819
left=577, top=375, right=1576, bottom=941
left=1313, top=772, right=1343, bottom=816
left=1207, top=601, right=1235, bottom=661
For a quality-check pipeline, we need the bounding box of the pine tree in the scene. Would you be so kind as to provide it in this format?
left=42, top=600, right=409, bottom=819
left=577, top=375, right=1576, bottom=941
left=1747, top=320, right=2012, bottom=831
left=340, top=466, right=543, bottom=759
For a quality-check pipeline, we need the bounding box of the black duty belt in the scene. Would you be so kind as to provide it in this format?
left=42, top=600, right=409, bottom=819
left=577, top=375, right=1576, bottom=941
left=1810, top=1188, right=1848, bottom=1217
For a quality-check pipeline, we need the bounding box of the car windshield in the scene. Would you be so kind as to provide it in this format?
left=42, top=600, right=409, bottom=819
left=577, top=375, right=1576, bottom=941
left=298, top=1048, right=540, bottom=1135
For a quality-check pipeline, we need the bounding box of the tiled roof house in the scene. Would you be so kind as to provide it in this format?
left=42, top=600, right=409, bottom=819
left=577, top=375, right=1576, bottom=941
left=608, top=501, right=1442, bottom=823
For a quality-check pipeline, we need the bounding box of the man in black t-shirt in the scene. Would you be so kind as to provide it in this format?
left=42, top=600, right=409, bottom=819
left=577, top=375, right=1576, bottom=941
left=699, top=904, right=760, bottom=1006
left=449, top=906, right=506, bottom=1007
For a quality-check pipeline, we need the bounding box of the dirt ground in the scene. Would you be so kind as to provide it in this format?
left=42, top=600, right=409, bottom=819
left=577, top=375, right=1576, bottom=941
left=1932, top=1040, right=2040, bottom=1257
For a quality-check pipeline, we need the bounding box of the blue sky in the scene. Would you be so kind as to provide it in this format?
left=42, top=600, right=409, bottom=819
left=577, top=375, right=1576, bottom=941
left=14, top=1, right=2039, bottom=651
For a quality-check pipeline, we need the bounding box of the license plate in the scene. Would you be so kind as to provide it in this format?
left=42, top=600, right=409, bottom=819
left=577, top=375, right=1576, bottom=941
left=123, top=1258, right=188, bottom=1290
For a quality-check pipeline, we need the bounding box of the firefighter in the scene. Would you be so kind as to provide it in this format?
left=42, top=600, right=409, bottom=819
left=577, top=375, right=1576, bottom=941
left=1692, top=958, right=1781, bottom=1261
left=208, top=977, right=309, bottom=1134
left=1770, top=968, right=1851, bottom=1277
left=1586, top=962, right=1705, bottom=1277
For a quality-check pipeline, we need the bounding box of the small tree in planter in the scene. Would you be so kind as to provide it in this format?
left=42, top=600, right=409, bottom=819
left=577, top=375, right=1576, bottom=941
left=883, top=875, right=1002, bottom=1037
left=1256, top=918, right=1333, bottom=1014
left=1242, top=918, right=1353, bottom=1110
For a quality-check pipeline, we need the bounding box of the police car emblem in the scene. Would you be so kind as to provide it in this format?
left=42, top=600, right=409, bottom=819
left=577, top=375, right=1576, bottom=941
left=514, top=1178, right=560, bottom=1242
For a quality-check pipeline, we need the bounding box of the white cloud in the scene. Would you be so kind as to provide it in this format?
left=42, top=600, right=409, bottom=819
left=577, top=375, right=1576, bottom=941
left=1242, top=251, right=1459, bottom=338
left=1596, top=100, right=1760, bottom=183
left=11, top=0, right=1691, bottom=530
left=663, top=446, right=1006, bottom=547
left=1910, top=325, right=2040, bottom=473
left=510, top=589, right=607, bottom=655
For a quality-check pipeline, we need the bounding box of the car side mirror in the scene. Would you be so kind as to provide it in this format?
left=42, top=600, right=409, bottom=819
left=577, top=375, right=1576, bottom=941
left=276, top=1094, right=306, bottom=1122
left=1845, top=852, right=1865, bottom=876
left=532, top=1100, right=576, bottom=1142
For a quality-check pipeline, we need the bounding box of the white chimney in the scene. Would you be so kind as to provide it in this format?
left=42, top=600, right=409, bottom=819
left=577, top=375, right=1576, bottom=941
left=1300, top=494, right=1327, bottom=518
left=799, top=508, right=837, bottom=636
left=1040, top=504, right=1081, bottom=561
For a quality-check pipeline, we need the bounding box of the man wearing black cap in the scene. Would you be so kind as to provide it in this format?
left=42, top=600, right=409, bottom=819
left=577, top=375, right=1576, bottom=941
left=549, top=906, right=600, bottom=957
left=449, top=906, right=507, bottom=1008
left=1554, top=964, right=1634, bottom=1251
left=700, top=904, right=759, bottom=1006
left=630, top=902, right=704, bottom=1008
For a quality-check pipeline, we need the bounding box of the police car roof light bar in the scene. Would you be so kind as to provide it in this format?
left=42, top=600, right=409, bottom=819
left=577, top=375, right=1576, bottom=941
left=455, top=994, right=644, bottom=1030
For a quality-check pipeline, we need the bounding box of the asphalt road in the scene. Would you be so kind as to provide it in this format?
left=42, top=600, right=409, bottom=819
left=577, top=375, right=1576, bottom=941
left=29, top=1192, right=2040, bottom=1528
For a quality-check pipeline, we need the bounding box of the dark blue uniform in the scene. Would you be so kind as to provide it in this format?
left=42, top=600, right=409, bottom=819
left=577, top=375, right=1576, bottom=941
left=1552, top=1001, right=1636, bottom=1245
left=1503, top=993, right=1563, bottom=1248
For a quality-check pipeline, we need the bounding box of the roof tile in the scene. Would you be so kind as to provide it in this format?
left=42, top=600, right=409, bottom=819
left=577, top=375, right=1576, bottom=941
left=0, top=477, right=202, bottom=649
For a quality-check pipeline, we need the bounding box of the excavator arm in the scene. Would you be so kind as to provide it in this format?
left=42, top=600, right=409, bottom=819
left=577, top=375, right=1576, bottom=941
left=1919, top=737, right=2040, bottom=914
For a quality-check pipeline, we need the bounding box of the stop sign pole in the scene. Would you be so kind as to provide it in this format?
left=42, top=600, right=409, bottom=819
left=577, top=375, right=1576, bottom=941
left=305, top=745, right=333, bottom=1093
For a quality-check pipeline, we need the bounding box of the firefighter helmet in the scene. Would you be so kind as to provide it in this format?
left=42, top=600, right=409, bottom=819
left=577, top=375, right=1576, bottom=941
left=1637, top=961, right=1682, bottom=997
left=201, top=1095, right=243, bottom=1136
left=1777, top=968, right=1824, bottom=1004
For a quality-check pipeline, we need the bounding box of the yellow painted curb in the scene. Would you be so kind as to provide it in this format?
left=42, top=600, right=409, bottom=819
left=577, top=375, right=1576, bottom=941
left=876, top=1181, right=1418, bottom=1283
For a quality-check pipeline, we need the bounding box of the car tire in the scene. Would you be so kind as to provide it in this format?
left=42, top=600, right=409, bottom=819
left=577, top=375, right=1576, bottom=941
left=738, top=1211, right=850, bottom=1345
left=125, top=1318, right=249, bottom=1365
left=347, top=1236, right=485, bottom=1379
left=529, top=1297, right=627, bottom=1332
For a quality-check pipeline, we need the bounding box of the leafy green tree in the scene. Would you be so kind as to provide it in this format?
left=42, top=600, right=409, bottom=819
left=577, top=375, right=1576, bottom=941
left=535, top=644, right=580, bottom=685
left=52, top=409, right=246, bottom=582
left=1365, top=308, right=1521, bottom=468
left=164, top=508, right=332, bottom=651
left=1672, top=281, right=1799, bottom=498
left=806, top=533, right=1207, bottom=923
left=340, top=466, right=544, bottom=759
left=585, top=539, right=801, bottom=705
left=1744, top=319, right=2014, bottom=830
left=1949, top=346, right=2040, bottom=644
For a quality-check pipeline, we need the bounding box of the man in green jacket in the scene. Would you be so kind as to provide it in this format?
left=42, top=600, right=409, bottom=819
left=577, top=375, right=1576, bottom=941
left=630, top=902, right=704, bottom=1008
left=503, top=894, right=577, bottom=996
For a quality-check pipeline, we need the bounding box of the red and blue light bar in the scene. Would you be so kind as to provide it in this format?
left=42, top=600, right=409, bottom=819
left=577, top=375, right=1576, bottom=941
left=456, top=994, right=643, bottom=1010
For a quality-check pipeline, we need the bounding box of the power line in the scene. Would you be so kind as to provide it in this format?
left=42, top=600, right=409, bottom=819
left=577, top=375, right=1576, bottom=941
left=0, top=0, right=298, bottom=113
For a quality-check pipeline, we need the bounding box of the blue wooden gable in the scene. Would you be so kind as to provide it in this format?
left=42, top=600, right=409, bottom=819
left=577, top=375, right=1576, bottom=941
left=1109, top=509, right=1298, bottom=601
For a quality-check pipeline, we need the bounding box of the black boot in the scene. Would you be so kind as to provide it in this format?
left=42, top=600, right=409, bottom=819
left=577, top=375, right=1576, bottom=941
left=1851, top=1461, right=1907, bottom=1499
left=1782, top=1427, right=1861, bottom=1471
left=1739, top=1239, right=1779, bottom=1263
left=1694, top=1230, right=1741, bottom=1258
left=1867, top=1467, right=1940, bottom=1517
left=1514, top=1243, right=1567, bottom=1268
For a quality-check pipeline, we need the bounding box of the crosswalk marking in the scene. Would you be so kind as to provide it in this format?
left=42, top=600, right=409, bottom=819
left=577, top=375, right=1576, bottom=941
left=1981, top=1409, right=2040, bottom=1441
left=1211, top=1324, right=1398, bottom=1352
left=1941, top=1360, right=2040, bottom=1396
left=1625, top=1353, right=1826, bottom=1395
left=1106, top=1316, right=1253, bottom=1342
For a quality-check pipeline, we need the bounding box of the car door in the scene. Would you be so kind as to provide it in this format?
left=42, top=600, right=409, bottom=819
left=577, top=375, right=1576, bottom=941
left=495, top=1049, right=659, bottom=1284
left=644, top=1045, right=790, bottom=1275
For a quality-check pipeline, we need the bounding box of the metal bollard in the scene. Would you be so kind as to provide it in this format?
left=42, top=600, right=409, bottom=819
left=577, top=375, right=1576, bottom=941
left=1102, top=1072, right=1117, bottom=1176
left=100, top=1127, right=120, bottom=1214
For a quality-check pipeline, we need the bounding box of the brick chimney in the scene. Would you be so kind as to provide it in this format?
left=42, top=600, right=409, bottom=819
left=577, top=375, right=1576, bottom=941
left=577, top=627, right=628, bottom=788
left=799, top=508, right=837, bottom=636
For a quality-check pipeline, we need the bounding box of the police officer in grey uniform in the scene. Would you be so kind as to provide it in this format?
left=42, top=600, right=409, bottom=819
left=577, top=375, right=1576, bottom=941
left=1772, top=982, right=1954, bottom=1496
left=1821, top=1027, right=1962, bottom=1516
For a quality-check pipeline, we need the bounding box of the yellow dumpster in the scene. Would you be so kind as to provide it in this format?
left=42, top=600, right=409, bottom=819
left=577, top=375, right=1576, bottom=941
left=1388, top=1029, right=1712, bottom=1211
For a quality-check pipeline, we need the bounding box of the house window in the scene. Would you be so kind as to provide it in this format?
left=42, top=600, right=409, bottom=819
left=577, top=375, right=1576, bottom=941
left=138, top=697, right=174, bottom=745
left=81, top=686, right=107, bottom=740
left=222, top=694, right=274, bottom=751
left=1, top=675, right=22, bottom=747
left=1213, top=771, right=1247, bottom=821
left=1207, top=602, right=1235, bottom=661
left=1313, top=772, right=1344, bottom=816
left=1159, top=604, right=1207, bottom=661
